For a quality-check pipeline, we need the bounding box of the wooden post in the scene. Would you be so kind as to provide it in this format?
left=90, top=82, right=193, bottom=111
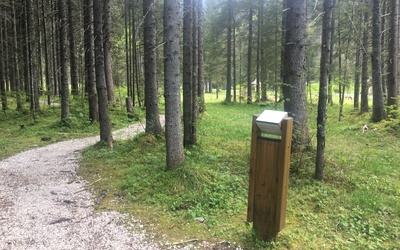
left=247, top=115, right=261, bottom=222
left=247, top=115, right=293, bottom=241
left=276, top=118, right=293, bottom=231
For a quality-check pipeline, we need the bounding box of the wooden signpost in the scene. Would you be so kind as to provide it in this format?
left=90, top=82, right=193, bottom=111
left=247, top=110, right=293, bottom=241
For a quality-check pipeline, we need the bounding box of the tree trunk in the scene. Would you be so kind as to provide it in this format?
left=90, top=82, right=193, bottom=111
left=27, top=0, right=40, bottom=115
left=316, top=0, right=334, bottom=181
left=22, top=3, right=30, bottom=102
left=225, top=0, right=232, bottom=103
left=125, top=0, right=131, bottom=99
left=280, top=0, right=287, bottom=103
left=103, top=0, right=115, bottom=103
left=381, top=1, right=387, bottom=101
left=387, top=0, right=399, bottom=115
left=337, top=0, right=343, bottom=121
left=183, top=0, right=193, bottom=147
left=0, top=21, right=6, bottom=111
left=371, top=0, right=385, bottom=122
left=261, top=0, right=269, bottom=102
left=233, top=12, right=237, bottom=102
left=282, top=0, right=310, bottom=150
left=360, top=6, right=369, bottom=114
left=164, top=0, right=185, bottom=169
left=51, top=0, right=59, bottom=96
left=256, top=0, right=262, bottom=103
left=84, top=0, right=99, bottom=123
left=247, top=7, right=253, bottom=104
left=328, top=0, right=336, bottom=105
left=192, top=0, right=199, bottom=145
left=68, top=0, right=79, bottom=96
left=8, top=8, right=17, bottom=104
left=42, top=0, right=52, bottom=106
left=354, top=47, right=361, bottom=109
left=143, top=0, right=162, bottom=134
left=93, top=0, right=113, bottom=144
left=131, top=4, right=140, bottom=107
left=197, top=0, right=206, bottom=112
left=129, top=3, right=135, bottom=101
left=36, top=2, right=44, bottom=97
left=59, top=0, right=69, bottom=121
left=126, top=96, right=135, bottom=118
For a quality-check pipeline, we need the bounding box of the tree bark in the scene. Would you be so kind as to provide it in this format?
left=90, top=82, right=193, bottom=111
left=103, top=0, right=115, bottom=103
left=68, top=0, right=79, bottom=96
left=51, top=0, right=59, bottom=96
left=354, top=47, right=361, bottom=109
left=84, top=0, right=99, bottom=123
left=387, top=0, right=399, bottom=114
left=360, top=5, right=369, bottom=114
left=197, top=0, right=205, bottom=112
left=8, top=7, right=17, bottom=105
left=42, top=0, right=52, bottom=106
left=328, top=0, right=336, bottom=105
left=59, top=0, right=69, bottom=121
left=183, top=0, right=193, bottom=147
left=27, top=0, right=40, bottom=115
left=0, top=21, right=6, bottom=111
left=225, top=0, right=232, bottom=103
left=247, top=7, right=253, bottom=104
left=381, top=0, right=387, bottom=100
left=21, top=2, right=29, bottom=102
left=280, top=0, right=287, bottom=103
left=371, top=0, right=385, bottom=122
left=192, top=0, right=199, bottom=145
left=256, top=0, right=262, bottom=102
left=93, top=0, right=113, bottom=144
left=316, top=0, right=334, bottom=181
left=282, top=0, right=310, bottom=150
left=143, top=0, right=162, bottom=134
left=164, top=0, right=185, bottom=169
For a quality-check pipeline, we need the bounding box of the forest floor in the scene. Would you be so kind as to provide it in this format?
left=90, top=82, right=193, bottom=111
left=0, top=116, right=190, bottom=250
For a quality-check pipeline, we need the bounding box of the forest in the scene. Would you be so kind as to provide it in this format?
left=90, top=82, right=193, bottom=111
left=0, top=0, right=399, bottom=249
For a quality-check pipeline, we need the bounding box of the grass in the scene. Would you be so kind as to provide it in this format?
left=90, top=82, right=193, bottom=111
left=1, top=91, right=399, bottom=249
left=78, top=92, right=400, bottom=249
left=0, top=94, right=142, bottom=160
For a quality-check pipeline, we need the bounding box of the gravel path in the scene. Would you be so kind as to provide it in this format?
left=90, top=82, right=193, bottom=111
left=0, top=119, right=164, bottom=250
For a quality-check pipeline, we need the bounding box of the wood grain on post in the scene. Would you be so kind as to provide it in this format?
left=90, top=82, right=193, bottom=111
left=276, top=118, right=293, bottom=231
left=253, top=138, right=280, bottom=240
left=247, top=115, right=260, bottom=222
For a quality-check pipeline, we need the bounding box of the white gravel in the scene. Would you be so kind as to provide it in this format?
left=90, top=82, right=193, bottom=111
left=0, top=120, right=164, bottom=250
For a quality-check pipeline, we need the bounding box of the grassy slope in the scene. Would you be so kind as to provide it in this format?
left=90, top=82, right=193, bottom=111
left=79, top=93, right=399, bottom=249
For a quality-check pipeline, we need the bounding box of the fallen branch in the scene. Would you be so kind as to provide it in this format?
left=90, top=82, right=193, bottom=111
left=49, top=217, right=72, bottom=225
left=172, top=239, right=198, bottom=246
left=102, top=217, right=114, bottom=227
left=74, top=178, right=102, bottom=194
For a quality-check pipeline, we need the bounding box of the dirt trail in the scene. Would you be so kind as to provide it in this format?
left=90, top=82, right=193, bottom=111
left=0, top=119, right=164, bottom=250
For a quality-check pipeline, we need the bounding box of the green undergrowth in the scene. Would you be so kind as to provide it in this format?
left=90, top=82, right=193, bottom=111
left=79, top=94, right=400, bottom=249
left=0, top=96, right=141, bottom=160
